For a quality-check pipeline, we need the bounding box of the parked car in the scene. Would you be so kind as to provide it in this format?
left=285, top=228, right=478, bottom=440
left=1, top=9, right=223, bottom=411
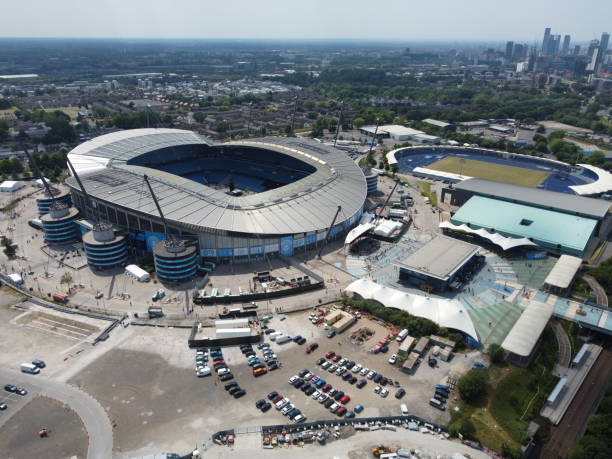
left=351, top=364, right=362, bottom=373
left=32, top=360, right=46, bottom=369
left=356, top=379, right=367, bottom=389
left=354, top=404, right=364, bottom=413
left=374, top=385, right=381, bottom=394
left=329, top=403, right=340, bottom=413
left=367, top=370, right=376, bottom=380
left=348, top=376, right=357, bottom=385
left=345, top=410, right=355, bottom=418
left=233, top=389, right=246, bottom=398
left=321, top=384, right=331, bottom=392
left=400, top=403, right=409, bottom=415
left=325, top=351, right=335, bottom=359
left=298, top=368, right=310, bottom=378
left=219, top=373, right=234, bottom=382
left=261, top=402, right=271, bottom=412
left=388, top=354, right=398, bottom=364
left=395, top=388, right=406, bottom=399
left=332, top=354, right=342, bottom=362
left=0, top=403, right=6, bottom=410
left=317, top=357, right=326, bottom=365
left=267, top=391, right=279, bottom=400
left=292, top=335, right=302, bottom=343
left=339, top=395, right=350, bottom=404
left=380, top=388, right=389, bottom=398
left=360, top=367, right=369, bottom=376
left=327, top=330, right=336, bottom=339
left=306, top=343, right=319, bottom=354
left=324, top=399, right=334, bottom=408
left=333, top=391, right=345, bottom=401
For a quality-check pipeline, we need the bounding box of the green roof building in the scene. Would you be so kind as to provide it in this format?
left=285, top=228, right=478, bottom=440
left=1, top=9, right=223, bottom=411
left=451, top=196, right=598, bottom=258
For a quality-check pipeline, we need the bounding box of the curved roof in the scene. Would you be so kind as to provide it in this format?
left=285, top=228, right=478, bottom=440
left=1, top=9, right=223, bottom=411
left=439, top=221, right=537, bottom=251
left=67, top=129, right=367, bottom=235
left=570, top=164, right=612, bottom=196
left=346, top=278, right=479, bottom=340
left=502, top=300, right=553, bottom=357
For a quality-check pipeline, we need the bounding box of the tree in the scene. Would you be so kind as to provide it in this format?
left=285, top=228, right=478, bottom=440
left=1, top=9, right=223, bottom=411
left=353, top=117, right=366, bottom=128
left=60, top=272, right=73, bottom=285
left=458, top=369, right=488, bottom=403
left=1, top=237, right=16, bottom=258
left=192, top=111, right=205, bottom=123
left=489, top=343, right=505, bottom=365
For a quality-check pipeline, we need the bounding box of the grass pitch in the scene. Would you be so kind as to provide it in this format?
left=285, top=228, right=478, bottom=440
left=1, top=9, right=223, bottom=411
left=427, top=156, right=549, bottom=187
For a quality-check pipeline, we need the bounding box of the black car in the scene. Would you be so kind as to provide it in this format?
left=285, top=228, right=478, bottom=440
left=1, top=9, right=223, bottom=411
left=348, top=376, right=357, bottom=385
left=256, top=399, right=266, bottom=409
left=264, top=328, right=275, bottom=335
left=356, top=379, right=367, bottom=389
left=233, top=389, right=246, bottom=398
left=333, top=391, right=345, bottom=401
left=434, top=393, right=446, bottom=402
left=298, top=368, right=309, bottom=378
left=225, top=382, right=239, bottom=391
left=267, top=391, right=279, bottom=400
left=380, top=377, right=388, bottom=386
left=324, top=399, right=335, bottom=408
left=373, top=374, right=382, bottom=383
left=342, top=372, right=352, bottom=381
left=380, top=345, right=389, bottom=353
left=294, top=380, right=305, bottom=389
left=261, top=402, right=272, bottom=412
left=344, top=360, right=355, bottom=369
left=345, top=410, right=355, bottom=419
left=317, top=357, right=326, bottom=365
left=229, top=386, right=242, bottom=395
left=287, top=408, right=300, bottom=418
left=435, top=390, right=449, bottom=399
left=395, top=388, right=406, bottom=399
left=300, top=383, right=312, bottom=392
left=268, top=363, right=279, bottom=371
left=219, top=373, right=234, bottom=381
left=4, top=385, right=18, bottom=393
left=253, top=363, right=266, bottom=370
left=297, top=337, right=306, bottom=345
left=305, top=386, right=316, bottom=395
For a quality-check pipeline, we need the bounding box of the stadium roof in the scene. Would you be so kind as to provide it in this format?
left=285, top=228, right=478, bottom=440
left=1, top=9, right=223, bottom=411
left=569, top=164, right=612, bottom=196
left=543, top=255, right=583, bottom=289
left=345, top=278, right=479, bottom=340
left=456, top=178, right=610, bottom=219
left=66, top=129, right=366, bottom=235
left=394, top=235, right=481, bottom=281
left=502, top=301, right=554, bottom=357
left=451, top=196, right=598, bottom=253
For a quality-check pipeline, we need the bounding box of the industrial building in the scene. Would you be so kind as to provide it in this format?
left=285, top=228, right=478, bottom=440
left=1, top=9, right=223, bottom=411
left=66, top=129, right=367, bottom=263
left=325, top=309, right=356, bottom=334
left=359, top=125, right=440, bottom=143
left=395, top=235, right=483, bottom=292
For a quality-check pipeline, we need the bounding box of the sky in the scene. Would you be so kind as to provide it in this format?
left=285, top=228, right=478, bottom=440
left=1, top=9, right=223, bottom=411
left=2, top=0, right=610, bottom=42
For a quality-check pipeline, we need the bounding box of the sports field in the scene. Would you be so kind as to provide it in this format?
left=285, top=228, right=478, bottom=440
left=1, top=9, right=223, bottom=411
left=427, top=156, right=549, bottom=187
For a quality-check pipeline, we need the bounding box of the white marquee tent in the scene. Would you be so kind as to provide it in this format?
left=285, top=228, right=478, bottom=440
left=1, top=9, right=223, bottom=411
left=439, top=221, right=537, bottom=251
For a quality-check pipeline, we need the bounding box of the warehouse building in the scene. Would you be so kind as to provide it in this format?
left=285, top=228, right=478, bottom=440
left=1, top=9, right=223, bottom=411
left=395, top=235, right=484, bottom=292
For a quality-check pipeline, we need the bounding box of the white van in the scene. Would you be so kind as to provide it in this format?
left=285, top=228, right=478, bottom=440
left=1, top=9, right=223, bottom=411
left=20, top=363, right=40, bottom=374
left=269, top=331, right=282, bottom=341
left=400, top=403, right=409, bottom=415
left=276, top=335, right=292, bottom=344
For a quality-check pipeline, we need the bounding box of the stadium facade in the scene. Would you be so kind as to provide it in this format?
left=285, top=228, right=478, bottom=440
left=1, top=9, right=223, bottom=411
left=66, top=129, right=367, bottom=262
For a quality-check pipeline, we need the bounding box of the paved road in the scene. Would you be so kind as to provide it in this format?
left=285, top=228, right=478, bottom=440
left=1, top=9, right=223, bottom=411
left=551, top=321, right=571, bottom=367
left=542, top=345, right=612, bottom=458
left=0, top=368, right=113, bottom=459
left=582, top=274, right=608, bottom=307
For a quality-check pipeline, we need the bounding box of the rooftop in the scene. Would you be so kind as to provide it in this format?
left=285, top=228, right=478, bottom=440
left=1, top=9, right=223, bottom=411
left=455, top=178, right=610, bottom=219
left=502, top=301, right=554, bottom=357
left=451, top=196, right=598, bottom=253
left=395, top=234, right=481, bottom=281
left=543, top=255, right=583, bottom=289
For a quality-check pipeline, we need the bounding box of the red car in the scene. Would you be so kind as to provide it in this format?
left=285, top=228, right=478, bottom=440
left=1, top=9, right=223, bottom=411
left=213, top=359, right=225, bottom=365
left=325, top=351, right=335, bottom=359
left=332, top=354, right=342, bottom=362
left=339, top=395, right=350, bottom=404
left=272, top=394, right=284, bottom=403
left=321, top=383, right=332, bottom=392
left=336, top=407, right=347, bottom=416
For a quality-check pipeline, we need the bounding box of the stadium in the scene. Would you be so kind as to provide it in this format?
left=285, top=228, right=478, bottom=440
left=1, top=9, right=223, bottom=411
left=66, top=129, right=367, bottom=262
left=387, top=145, right=612, bottom=195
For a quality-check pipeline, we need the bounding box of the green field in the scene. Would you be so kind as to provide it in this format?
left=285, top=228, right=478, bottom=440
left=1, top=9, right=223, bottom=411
left=427, top=156, right=549, bottom=187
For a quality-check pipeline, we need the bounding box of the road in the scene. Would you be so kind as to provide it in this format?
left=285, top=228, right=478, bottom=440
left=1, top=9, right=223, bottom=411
left=582, top=274, right=608, bottom=307
left=0, top=368, right=113, bottom=459
left=542, top=345, right=612, bottom=458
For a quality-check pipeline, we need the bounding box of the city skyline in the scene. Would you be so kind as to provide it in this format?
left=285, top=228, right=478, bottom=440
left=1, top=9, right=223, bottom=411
left=1, top=0, right=611, bottom=41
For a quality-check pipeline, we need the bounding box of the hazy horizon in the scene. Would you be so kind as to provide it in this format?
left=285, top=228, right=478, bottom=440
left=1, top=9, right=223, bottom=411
left=2, top=0, right=610, bottom=42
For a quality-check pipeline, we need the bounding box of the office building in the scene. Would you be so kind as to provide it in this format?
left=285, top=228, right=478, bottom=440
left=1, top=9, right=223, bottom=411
left=542, top=28, right=551, bottom=55
left=561, top=35, right=571, bottom=55
left=505, top=41, right=514, bottom=60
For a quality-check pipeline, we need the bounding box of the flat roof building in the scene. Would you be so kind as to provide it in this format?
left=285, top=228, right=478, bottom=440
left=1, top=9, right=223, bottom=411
left=395, top=234, right=483, bottom=291
left=422, top=119, right=452, bottom=129
left=451, top=196, right=598, bottom=258
left=325, top=309, right=356, bottom=334
left=542, top=255, right=583, bottom=294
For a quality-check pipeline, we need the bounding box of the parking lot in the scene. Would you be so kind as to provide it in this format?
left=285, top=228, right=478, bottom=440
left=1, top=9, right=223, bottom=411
left=48, top=305, right=486, bottom=457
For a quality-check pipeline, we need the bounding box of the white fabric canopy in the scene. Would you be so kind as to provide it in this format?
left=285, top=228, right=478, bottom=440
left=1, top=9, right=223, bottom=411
left=502, top=300, right=553, bottom=356
left=439, top=221, right=537, bottom=251
left=543, top=255, right=583, bottom=289
left=345, top=278, right=479, bottom=340
left=345, top=222, right=375, bottom=245
left=570, top=164, right=612, bottom=196
left=373, top=219, right=402, bottom=237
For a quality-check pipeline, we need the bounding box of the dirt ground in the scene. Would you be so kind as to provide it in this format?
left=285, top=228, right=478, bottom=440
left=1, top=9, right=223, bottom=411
left=0, top=396, right=88, bottom=459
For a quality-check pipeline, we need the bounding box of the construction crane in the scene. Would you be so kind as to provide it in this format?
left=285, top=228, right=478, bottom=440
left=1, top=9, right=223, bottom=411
left=376, top=179, right=399, bottom=221
left=66, top=158, right=100, bottom=225
left=23, top=146, right=56, bottom=205
left=143, top=174, right=173, bottom=242
left=317, top=205, right=342, bottom=259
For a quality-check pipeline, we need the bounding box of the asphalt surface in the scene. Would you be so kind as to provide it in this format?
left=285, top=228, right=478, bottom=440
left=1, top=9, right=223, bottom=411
left=0, top=368, right=113, bottom=459
left=542, top=344, right=612, bottom=458
left=582, top=274, right=608, bottom=307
